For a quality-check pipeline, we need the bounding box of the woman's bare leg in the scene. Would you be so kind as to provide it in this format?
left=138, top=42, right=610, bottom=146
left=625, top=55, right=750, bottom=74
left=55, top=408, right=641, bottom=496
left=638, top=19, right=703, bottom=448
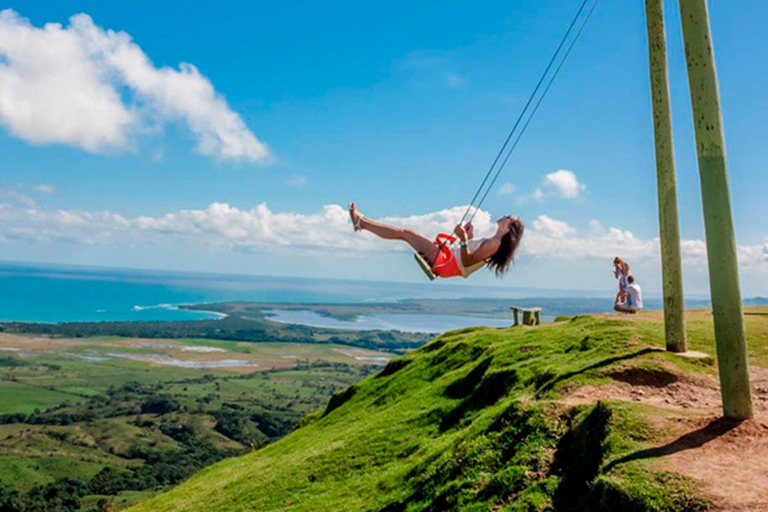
left=350, top=203, right=439, bottom=264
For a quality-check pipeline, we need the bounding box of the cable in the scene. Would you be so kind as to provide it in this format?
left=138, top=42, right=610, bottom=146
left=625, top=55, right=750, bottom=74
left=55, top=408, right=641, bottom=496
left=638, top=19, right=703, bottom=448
left=457, top=0, right=594, bottom=228
left=467, top=0, right=602, bottom=223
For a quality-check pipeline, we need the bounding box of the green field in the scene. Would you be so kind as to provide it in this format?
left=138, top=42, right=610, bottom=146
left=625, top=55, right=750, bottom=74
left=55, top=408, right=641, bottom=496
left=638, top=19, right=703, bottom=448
left=0, top=455, right=108, bottom=491
left=0, top=333, right=388, bottom=510
left=0, top=381, right=86, bottom=415
left=0, top=334, right=393, bottom=411
left=128, top=307, right=768, bottom=512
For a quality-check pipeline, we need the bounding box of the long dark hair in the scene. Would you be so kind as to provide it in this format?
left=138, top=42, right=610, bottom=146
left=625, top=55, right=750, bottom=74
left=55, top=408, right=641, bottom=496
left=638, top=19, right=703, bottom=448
left=487, top=217, right=524, bottom=277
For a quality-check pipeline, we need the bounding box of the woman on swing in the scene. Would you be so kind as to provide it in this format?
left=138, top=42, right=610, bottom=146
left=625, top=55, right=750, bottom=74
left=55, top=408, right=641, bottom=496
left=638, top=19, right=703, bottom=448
left=349, top=203, right=524, bottom=279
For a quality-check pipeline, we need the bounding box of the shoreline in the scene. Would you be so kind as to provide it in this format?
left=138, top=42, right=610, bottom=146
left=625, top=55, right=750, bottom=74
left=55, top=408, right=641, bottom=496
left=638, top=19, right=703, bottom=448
left=177, top=303, right=229, bottom=319
left=0, top=303, right=229, bottom=325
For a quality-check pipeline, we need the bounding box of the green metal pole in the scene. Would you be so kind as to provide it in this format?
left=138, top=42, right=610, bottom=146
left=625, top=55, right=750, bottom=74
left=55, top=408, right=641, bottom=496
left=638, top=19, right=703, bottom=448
left=679, top=0, right=752, bottom=419
left=645, top=0, right=687, bottom=353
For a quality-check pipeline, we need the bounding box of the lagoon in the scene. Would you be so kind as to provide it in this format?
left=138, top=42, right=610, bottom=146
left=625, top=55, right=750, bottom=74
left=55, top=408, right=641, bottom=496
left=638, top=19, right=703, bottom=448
left=262, top=308, right=524, bottom=333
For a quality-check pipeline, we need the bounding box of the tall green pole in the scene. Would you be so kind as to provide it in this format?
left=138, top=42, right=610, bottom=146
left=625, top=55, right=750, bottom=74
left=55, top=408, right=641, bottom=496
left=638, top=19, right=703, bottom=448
left=645, top=0, right=686, bottom=353
left=679, top=0, right=752, bottom=419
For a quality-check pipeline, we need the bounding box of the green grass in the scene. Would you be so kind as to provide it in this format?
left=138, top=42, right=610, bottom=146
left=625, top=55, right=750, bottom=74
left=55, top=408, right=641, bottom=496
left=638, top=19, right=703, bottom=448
left=0, top=381, right=86, bottom=414
left=0, top=455, right=107, bottom=491
left=80, top=489, right=161, bottom=511
left=7, top=355, right=205, bottom=396
left=129, top=309, right=768, bottom=512
left=620, top=306, right=768, bottom=367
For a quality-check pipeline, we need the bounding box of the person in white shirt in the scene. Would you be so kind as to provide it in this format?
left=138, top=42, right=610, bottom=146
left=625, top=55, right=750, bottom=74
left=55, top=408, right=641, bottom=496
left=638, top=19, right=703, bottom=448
left=614, top=275, right=643, bottom=314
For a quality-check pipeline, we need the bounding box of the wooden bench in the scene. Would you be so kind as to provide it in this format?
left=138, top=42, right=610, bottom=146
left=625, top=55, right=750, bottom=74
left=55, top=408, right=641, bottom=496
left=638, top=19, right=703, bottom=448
left=510, top=306, right=542, bottom=326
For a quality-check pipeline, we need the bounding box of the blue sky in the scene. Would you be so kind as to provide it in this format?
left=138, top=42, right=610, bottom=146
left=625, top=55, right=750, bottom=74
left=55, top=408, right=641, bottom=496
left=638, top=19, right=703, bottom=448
left=1, top=0, right=767, bottom=297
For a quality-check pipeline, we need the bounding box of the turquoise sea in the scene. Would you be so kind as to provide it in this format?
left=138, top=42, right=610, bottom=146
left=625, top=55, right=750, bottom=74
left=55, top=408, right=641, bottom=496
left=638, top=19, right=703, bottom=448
left=0, top=261, right=598, bottom=323
left=0, top=261, right=737, bottom=330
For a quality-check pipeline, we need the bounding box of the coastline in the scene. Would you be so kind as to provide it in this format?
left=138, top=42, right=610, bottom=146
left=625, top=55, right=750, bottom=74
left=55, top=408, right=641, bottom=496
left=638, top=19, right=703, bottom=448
left=177, top=304, right=229, bottom=319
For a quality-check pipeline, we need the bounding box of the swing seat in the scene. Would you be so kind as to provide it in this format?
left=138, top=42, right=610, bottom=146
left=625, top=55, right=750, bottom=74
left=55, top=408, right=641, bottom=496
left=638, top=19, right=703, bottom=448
left=414, top=253, right=436, bottom=281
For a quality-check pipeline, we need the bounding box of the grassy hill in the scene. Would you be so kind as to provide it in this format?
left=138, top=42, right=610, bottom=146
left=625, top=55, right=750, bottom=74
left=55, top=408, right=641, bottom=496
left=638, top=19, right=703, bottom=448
left=128, top=308, right=768, bottom=511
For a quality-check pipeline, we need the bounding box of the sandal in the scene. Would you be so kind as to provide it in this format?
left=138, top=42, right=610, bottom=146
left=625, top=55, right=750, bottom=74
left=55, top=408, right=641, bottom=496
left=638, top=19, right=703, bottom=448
left=349, top=202, right=364, bottom=232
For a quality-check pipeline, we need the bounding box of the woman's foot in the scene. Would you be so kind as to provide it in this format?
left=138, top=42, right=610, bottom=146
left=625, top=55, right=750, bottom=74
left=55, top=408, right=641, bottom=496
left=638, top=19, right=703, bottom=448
left=349, top=202, right=364, bottom=232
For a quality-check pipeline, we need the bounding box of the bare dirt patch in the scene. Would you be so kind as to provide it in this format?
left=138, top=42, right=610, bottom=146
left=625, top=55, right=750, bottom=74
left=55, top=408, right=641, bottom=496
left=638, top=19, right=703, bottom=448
left=562, top=367, right=768, bottom=511
left=0, top=333, right=87, bottom=351
left=562, top=366, right=768, bottom=414
left=608, top=367, right=680, bottom=387
left=664, top=417, right=768, bottom=511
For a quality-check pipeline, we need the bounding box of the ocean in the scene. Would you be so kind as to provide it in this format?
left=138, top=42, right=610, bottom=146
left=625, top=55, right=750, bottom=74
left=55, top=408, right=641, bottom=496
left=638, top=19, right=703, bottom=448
left=0, top=261, right=726, bottom=331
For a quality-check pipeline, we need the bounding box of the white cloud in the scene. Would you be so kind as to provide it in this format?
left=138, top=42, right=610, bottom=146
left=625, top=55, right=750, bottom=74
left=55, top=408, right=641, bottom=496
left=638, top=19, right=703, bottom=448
left=498, top=182, right=516, bottom=195
left=533, top=170, right=586, bottom=200
left=524, top=220, right=657, bottom=262
left=545, top=170, right=586, bottom=199
left=0, top=204, right=129, bottom=244
left=380, top=206, right=494, bottom=242
left=286, top=175, right=307, bottom=187
left=0, top=199, right=765, bottom=273
left=32, top=184, right=56, bottom=194
left=0, top=201, right=495, bottom=255
left=0, top=10, right=267, bottom=162
left=1, top=185, right=37, bottom=208
left=0, top=10, right=132, bottom=151
left=588, top=219, right=605, bottom=234
left=522, top=215, right=766, bottom=270
left=532, top=215, right=577, bottom=238
left=734, top=243, right=768, bottom=268
left=680, top=239, right=708, bottom=266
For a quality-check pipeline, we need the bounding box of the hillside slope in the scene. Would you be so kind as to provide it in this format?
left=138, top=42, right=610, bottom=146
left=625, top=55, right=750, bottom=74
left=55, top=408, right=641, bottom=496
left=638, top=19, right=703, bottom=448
left=129, top=310, right=768, bottom=512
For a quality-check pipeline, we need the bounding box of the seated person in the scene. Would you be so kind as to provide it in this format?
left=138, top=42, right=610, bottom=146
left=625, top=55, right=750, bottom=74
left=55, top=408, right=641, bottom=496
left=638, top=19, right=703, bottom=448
left=614, top=275, right=643, bottom=314
left=348, top=202, right=524, bottom=279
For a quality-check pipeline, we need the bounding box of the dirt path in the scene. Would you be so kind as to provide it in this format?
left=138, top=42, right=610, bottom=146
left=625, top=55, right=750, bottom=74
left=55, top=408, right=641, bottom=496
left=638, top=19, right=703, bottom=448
left=561, top=366, right=768, bottom=511
left=665, top=417, right=768, bottom=511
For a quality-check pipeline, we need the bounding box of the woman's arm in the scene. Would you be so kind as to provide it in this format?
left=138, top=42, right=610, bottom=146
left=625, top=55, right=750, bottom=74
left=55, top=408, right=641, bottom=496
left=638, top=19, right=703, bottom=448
left=453, top=224, right=498, bottom=266
left=460, top=239, right=499, bottom=266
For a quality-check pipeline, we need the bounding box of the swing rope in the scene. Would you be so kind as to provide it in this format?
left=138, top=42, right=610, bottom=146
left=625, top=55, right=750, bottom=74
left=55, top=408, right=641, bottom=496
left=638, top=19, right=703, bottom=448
left=459, top=0, right=602, bottom=228
left=466, top=0, right=602, bottom=224
left=415, top=0, right=602, bottom=280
